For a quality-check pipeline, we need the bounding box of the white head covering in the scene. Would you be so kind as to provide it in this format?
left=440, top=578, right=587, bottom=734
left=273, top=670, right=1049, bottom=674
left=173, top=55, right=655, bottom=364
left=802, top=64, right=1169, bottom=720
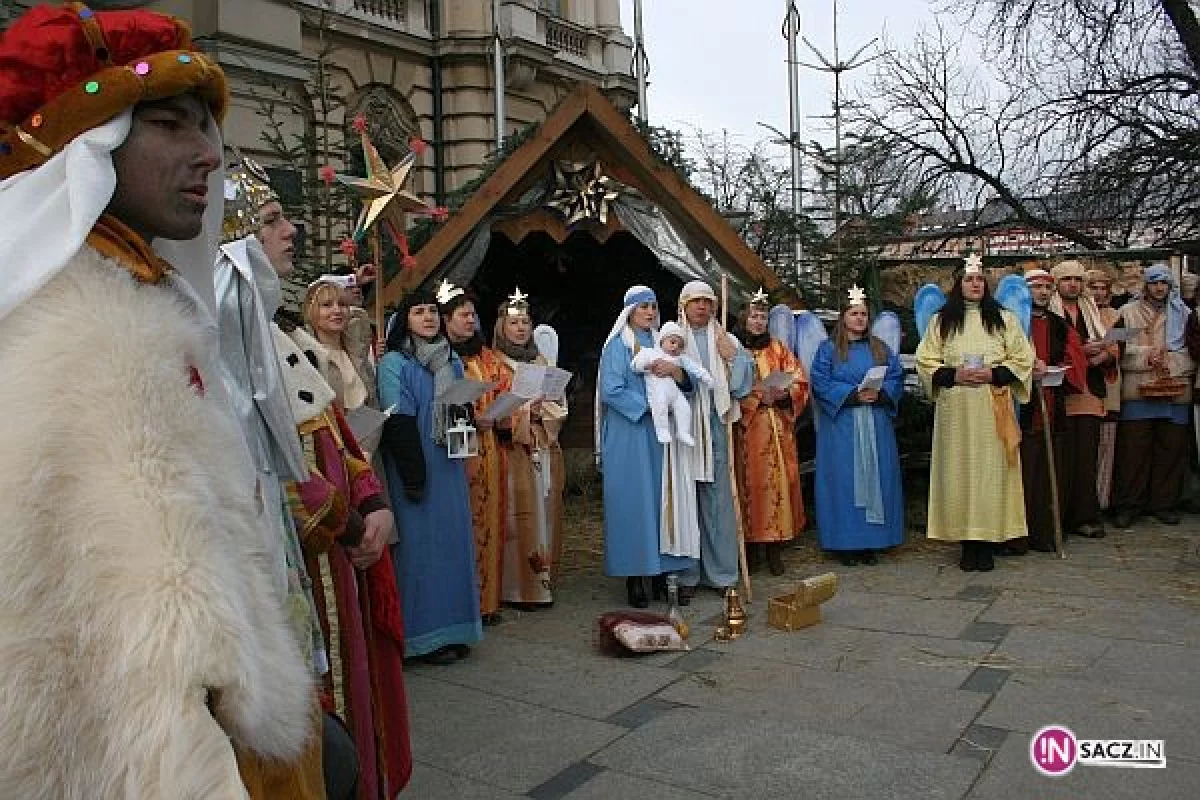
left=595, top=284, right=659, bottom=465
left=678, top=279, right=739, bottom=481
left=657, top=320, right=685, bottom=347
left=0, top=108, right=227, bottom=329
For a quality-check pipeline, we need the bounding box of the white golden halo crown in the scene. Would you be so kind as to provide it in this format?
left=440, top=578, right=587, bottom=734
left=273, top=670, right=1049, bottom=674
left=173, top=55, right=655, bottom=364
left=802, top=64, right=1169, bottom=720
left=436, top=279, right=465, bottom=306
left=963, top=253, right=984, bottom=275
left=749, top=286, right=770, bottom=307
left=504, top=286, right=530, bottom=316
left=847, top=284, right=867, bottom=308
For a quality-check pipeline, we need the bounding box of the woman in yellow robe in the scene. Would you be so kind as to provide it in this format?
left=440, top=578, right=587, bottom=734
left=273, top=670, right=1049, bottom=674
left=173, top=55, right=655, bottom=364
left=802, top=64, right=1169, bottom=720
left=736, top=293, right=809, bottom=575
left=441, top=284, right=511, bottom=622
left=916, top=265, right=1034, bottom=571
left=493, top=291, right=568, bottom=607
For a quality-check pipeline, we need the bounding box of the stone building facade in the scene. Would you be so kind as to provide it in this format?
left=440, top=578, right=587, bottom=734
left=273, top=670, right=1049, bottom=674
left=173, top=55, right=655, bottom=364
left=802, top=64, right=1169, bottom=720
left=7, top=0, right=639, bottom=270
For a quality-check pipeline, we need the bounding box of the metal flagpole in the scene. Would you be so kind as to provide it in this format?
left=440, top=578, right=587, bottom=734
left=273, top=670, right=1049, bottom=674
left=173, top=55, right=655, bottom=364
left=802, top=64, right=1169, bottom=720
left=783, top=0, right=804, bottom=279
left=492, top=0, right=506, bottom=149
left=633, top=0, right=649, bottom=125
left=722, top=273, right=753, bottom=602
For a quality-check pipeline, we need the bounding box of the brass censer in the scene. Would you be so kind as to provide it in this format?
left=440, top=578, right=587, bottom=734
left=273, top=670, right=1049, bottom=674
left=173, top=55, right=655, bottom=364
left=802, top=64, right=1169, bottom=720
left=714, top=587, right=748, bottom=640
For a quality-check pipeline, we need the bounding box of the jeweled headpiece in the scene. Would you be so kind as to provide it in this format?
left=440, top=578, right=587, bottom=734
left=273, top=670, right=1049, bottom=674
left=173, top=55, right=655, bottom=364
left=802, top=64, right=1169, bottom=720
left=223, top=150, right=280, bottom=242
left=501, top=286, right=530, bottom=317
left=0, top=3, right=228, bottom=180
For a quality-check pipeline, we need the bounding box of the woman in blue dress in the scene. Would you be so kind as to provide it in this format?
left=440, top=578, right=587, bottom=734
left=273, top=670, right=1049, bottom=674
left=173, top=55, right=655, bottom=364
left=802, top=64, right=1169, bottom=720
left=378, top=289, right=482, bottom=664
left=810, top=287, right=906, bottom=566
left=596, top=285, right=697, bottom=607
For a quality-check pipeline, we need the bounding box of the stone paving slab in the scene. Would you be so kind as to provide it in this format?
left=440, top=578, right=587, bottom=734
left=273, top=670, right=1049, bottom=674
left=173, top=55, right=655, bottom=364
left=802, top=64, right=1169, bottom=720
left=966, top=735, right=1199, bottom=800
left=403, top=762, right=526, bottom=799
left=989, top=625, right=1113, bottom=675
left=702, top=621, right=996, bottom=688
left=416, top=633, right=684, bottom=719
left=821, top=589, right=988, bottom=638
left=1078, top=638, right=1200, bottom=696
left=979, top=589, right=1200, bottom=646
left=559, top=769, right=720, bottom=799
left=591, top=708, right=982, bottom=799
left=405, top=674, right=627, bottom=793
left=655, top=652, right=990, bottom=754
left=977, top=672, right=1200, bottom=748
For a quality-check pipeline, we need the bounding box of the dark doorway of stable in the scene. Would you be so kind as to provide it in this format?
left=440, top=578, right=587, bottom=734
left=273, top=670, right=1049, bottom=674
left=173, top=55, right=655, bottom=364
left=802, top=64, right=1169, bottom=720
left=470, top=229, right=683, bottom=450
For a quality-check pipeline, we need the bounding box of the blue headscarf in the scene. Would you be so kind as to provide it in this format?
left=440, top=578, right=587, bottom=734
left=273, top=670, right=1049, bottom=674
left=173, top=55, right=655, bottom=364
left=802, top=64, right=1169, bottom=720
left=1143, top=263, right=1188, bottom=352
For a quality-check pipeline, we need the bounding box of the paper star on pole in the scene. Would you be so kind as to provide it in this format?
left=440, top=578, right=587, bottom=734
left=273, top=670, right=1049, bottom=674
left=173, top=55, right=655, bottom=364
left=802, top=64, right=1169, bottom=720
left=544, top=160, right=623, bottom=226
left=847, top=284, right=867, bottom=307
left=337, top=130, right=432, bottom=241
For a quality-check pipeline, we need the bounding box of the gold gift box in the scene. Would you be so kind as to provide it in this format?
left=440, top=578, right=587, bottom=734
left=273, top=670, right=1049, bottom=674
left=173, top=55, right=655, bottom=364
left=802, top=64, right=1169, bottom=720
left=766, top=572, right=838, bottom=632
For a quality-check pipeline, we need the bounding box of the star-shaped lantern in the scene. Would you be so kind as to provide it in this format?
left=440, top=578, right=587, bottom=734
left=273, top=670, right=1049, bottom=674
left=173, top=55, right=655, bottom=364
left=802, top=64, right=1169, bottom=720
left=749, top=286, right=770, bottom=307
left=963, top=253, right=984, bottom=275
left=544, top=159, right=624, bottom=226
left=336, top=121, right=434, bottom=248
left=847, top=284, right=868, bottom=307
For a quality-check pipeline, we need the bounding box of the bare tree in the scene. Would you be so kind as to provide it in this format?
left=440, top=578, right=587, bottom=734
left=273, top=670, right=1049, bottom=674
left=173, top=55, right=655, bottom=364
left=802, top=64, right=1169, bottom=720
left=858, top=1, right=1200, bottom=250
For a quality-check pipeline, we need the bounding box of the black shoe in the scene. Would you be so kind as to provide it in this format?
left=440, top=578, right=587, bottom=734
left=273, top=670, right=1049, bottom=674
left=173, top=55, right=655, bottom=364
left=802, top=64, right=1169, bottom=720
left=677, top=585, right=695, bottom=606
left=959, top=542, right=977, bottom=572
left=1076, top=523, right=1106, bottom=538
left=977, top=546, right=995, bottom=572
left=859, top=550, right=878, bottom=566
left=626, top=577, right=648, bottom=608
left=767, top=544, right=786, bottom=575
left=1113, top=510, right=1136, bottom=529
left=449, top=643, right=471, bottom=660
left=839, top=553, right=860, bottom=567
left=651, top=574, right=667, bottom=602
left=747, top=544, right=765, bottom=575
left=994, top=543, right=1027, bottom=557
left=481, top=613, right=503, bottom=627
left=1154, top=510, right=1181, bottom=525
left=417, top=646, right=458, bottom=666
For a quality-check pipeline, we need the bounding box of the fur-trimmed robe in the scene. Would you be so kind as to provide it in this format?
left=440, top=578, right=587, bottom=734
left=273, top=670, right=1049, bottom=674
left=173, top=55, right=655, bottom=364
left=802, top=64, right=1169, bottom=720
left=0, top=247, right=313, bottom=799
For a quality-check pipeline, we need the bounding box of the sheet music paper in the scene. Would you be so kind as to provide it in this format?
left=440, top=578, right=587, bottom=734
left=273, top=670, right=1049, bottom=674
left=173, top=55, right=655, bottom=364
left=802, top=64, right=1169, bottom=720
left=1102, top=326, right=1141, bottom=343
left=857, top=365, right=888, bottom=392
left=344, top=404, right=394, bottom=455
left=478, top=392, right=527, bottom=422
left=437, top=378, right=494, bottom=406
left=511, top=363, right=573, bottom=401
left=755, top=370, right=794, bottom=391
left=1039, top=365, right=1069, bottom=387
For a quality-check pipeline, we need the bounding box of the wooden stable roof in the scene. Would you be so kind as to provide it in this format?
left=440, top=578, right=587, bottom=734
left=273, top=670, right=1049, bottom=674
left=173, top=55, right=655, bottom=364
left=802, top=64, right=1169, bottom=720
left=381, top=83, right=787, bottom=305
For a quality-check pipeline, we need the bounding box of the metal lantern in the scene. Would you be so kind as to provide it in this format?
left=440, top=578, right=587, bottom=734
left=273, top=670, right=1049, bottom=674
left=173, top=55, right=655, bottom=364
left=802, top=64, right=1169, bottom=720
left=446, top=417, right=479, bottom=459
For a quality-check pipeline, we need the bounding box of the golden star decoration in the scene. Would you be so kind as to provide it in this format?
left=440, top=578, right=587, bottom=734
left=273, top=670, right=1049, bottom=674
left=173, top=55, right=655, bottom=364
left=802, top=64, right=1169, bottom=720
left=337, top=130, right=431, bottom=238
left=544, top=159, right=623, bottom=226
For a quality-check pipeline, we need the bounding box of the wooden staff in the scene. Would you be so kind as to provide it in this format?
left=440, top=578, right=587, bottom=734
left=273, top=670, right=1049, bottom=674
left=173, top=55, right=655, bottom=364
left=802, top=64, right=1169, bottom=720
left=722, top=274, right=753, bottom=602
left=370, top=226, right=384, bottom=354
left=1035, top=382, right=1067, bottom=559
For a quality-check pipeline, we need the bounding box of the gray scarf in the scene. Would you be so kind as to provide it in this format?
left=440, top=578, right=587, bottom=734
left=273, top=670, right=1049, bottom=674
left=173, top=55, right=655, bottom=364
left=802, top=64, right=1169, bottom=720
left=498, top=338, right=539, bottom=363
left=404, top=333, right=457, bottom=444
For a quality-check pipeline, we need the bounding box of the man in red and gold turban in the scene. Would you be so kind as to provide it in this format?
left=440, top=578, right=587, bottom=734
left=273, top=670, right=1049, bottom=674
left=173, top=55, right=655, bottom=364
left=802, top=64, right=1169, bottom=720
left=0, top=5, right=320, bottom=797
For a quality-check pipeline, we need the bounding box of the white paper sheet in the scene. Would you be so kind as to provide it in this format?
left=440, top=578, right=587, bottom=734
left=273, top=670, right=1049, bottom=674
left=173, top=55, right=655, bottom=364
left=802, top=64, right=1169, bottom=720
left=1102, top=326, right=1142, bottom=343
left=857, top=365, right=888, bottom=392
left=344, top=404, right=394, bottom=455
left=478, top=391, right=527, bottom=422
left=1039, top=365, right=1069, bottom=387
left=755, top=370, right=795, bottom=391
left=511, top=363, right=573, bottom=401
left=437, top=378, right=494, bottom=406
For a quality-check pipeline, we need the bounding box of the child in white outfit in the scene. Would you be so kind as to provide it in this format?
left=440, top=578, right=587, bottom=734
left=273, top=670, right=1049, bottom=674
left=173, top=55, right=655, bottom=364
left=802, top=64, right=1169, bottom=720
left=631, top=321, right=713, bottom=445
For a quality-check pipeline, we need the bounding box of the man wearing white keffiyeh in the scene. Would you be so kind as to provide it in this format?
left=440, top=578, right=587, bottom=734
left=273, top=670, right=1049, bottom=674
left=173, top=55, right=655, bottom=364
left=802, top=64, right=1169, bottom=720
left=676, top=280, right=755, bottom=596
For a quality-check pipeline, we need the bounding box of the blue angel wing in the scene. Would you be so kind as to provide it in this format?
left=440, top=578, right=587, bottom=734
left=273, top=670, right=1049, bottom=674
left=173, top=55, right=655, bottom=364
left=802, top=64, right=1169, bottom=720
left=871, top=310, right=903, bottom=354
left=995, top=274, right=1033, bottom=336
left=768, top=304, right=795, bottom=353
left=792, top=310, right=829, bottom=373
left=914, top=283, right=947, bottom=341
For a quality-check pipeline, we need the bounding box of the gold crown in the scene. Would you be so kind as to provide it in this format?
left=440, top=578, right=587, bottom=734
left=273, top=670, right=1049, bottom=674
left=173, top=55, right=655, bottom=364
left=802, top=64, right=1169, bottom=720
left=847, top=284, right=867, bottom=307
left=503, top=286, right=530, bottom=316
left=749, top=287, right=770, bottom=307
left=222, top=150, right=279, bottom=243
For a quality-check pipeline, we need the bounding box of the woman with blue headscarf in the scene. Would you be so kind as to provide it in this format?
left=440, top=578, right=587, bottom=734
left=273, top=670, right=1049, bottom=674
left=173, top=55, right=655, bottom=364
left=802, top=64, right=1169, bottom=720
left=597, top=285, right=698, bottom=607
left=1111, top=263, right=1196, bottom=528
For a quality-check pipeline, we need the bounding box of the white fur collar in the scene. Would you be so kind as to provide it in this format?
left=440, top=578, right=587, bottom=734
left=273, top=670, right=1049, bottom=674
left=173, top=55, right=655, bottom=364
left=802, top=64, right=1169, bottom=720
left=272, top=324, right=336, bottom=424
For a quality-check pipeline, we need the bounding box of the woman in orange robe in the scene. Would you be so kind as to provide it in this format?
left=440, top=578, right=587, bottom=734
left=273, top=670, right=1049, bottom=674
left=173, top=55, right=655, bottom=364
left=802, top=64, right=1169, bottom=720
left=440, top=283, right=512, bottom=623
left=736, top=292, right=810, bottom=575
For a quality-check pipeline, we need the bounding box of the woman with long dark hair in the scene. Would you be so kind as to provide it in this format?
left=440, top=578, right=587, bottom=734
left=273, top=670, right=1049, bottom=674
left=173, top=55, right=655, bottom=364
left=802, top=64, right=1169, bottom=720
left=916, top=261, right=1034, bottom=571
left=377, top=290, right=482, bottom=664
left=810, top=287, right=905, bottom=566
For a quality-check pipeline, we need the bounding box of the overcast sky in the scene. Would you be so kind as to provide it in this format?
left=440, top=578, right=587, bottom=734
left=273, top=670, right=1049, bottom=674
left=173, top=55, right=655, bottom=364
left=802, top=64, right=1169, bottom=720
left=617, top=0, right=948, bottom=151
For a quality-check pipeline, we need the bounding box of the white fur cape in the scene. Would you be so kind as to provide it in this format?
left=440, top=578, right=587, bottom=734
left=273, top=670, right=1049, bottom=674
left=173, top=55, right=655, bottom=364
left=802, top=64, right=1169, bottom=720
left=0, top=248, right=313, bottom=799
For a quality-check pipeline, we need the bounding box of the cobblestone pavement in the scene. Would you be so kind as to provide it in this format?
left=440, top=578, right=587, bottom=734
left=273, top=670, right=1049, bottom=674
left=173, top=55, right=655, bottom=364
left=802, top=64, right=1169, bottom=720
left=403, top=505, right=1200, bottom=799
